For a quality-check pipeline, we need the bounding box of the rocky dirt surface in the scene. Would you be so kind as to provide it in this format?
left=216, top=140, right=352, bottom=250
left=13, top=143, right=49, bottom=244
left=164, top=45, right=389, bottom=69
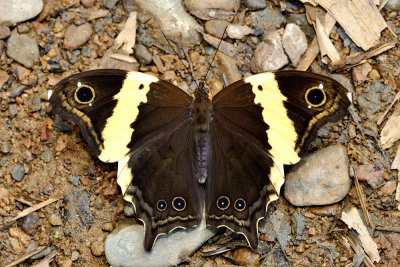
left=1, top=0, right=400, bottom=266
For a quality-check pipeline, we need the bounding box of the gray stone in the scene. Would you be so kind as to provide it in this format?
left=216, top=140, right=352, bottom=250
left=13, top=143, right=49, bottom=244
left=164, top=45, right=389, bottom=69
left=292, top=211, right=305, bottom=241
left=31, top=95, right=41, bottom=112
left=270, top=210, right=291, bottom=250
left=282, top=23, right=307, bottom=67
left=103, top=0, right=120, bottom=9
left=284, top=144, right=351, bottom=206
left=11, top=164, right=25, bottom=181
left=72, top=175, right=80, bottom=186
left=134, top=44, right=153, bottom=65
left=40, top=150, right=54, bottom=163
left=94, top=21, right=104, bottom=33
left=105, top=222, right=216, bottom=267
left=250, top=30, right=288, bottom=72
left=0, top=0, right=43, bottom=24
left=248, top=3, right=285, bottom=32
left=243, top=0, right=266, bottom=10
left=6, top=31, right=39, bottom=69
left=9, top=85, right=26, bottom=98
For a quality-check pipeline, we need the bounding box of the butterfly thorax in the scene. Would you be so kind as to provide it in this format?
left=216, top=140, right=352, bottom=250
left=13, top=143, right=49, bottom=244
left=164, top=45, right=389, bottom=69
left=193, top=86, right=212, bottom=184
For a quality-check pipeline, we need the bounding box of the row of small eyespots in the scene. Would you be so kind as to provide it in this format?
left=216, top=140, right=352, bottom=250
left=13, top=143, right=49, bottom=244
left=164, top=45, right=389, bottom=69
left=156, top=197, right=186, bottom=212
left=217, top=196, right=246, bottom=211
left=156, top=196, right=246, bottom=212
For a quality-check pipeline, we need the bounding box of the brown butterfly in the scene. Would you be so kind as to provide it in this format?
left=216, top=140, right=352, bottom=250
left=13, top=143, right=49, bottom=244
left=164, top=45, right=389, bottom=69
left=49, top=69, right=351, bottom=251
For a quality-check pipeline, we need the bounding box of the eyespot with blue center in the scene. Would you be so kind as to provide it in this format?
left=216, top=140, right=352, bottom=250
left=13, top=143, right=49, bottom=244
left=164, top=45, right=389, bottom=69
left=74, top=83, right=95, bottom=104
left=172, top=197, right=186, bottom=211
left=216, top=196, right=230, bottom=210
left=156, top=200, right=167, bottom=211
left=234, top=198, right=246, bottom=211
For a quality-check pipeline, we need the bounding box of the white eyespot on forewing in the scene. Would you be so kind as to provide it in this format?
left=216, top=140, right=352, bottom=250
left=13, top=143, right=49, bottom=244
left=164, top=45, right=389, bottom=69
left=319, top=83, right=324, bottom=89
left=47, top=90, right=53, bottom=100
left=77, top=81, right=82, bottom=87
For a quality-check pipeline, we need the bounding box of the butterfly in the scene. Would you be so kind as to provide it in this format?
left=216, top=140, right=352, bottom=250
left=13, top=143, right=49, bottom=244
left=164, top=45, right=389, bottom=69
left=48, top=69, right=351, bottom=251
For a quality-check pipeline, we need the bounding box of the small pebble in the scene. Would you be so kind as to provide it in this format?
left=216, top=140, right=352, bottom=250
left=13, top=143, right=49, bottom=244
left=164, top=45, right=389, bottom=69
left=91, top=241, right=105, bottom=256
left=11, top=164, right=25, bottom=181
left=40, top=124, right=50, bottom=141
left=31, top=95, right=41, bottom=112
left=93, top=21, right=104, bottom=33
left=124, top=203, right=135, bottom=217
left=103, top=0, right=119, bottom=9
left=71, top=251, right=80, bottom=261
left=310, top=203, right=339, bottom=216
left=49, top=212, right=63, bottom=226
left=1, top=142, right=10, bottom=153
left=103, top=182, right=119, bottom=199
left=0, top=25, right=10, bottom=39
left=55, top=134, right=71, bottom=152
left=368, top=69, right=381, bottom=80
left=102, top=222, right=114, bottom=232
left=356, top=163, right=384, bottom=189
left=243, top=0, right=267, bottom=10
left=22, top=151, right=33, bottom=163
left=21, top=212, right=39, bottom=235
left=352, top=62, right=372, bottom=83
left=250, top=30, right=288, bottom=72
left=348, top=124, right=357, bottom=138
left=40, top=150, right=54, bottom=163
left=0, top=187, right=9, bottom=200
left=282, top=23, right=308, bottom=66
left=81, top=0, right=96, bottom=8
left=231, top=248, right=260, bottom=266
left=7, top=31, right=39, bottom=68
left=64, top=23, right=93, bottom=50
left=134, top=44, right=153, bottom=65
left=72, top=175, right=80, bottom=186
left=9, top=85, right=26, bottom=98
left=379, top=180, right=397, bottom=196
left=226, top=24, right=253, bottom=39
left=205, top=20, right=230, bottom=38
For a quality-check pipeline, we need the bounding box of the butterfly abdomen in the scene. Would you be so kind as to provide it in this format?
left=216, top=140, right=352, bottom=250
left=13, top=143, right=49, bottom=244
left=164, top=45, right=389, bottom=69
left=193, top=89, right=212, bottom=184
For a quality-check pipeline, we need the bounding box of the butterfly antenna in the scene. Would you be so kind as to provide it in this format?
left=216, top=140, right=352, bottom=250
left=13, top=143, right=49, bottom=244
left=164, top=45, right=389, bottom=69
left=160, top=30, right=199, bottom=88
left=202, top=26, right=228, bottom=85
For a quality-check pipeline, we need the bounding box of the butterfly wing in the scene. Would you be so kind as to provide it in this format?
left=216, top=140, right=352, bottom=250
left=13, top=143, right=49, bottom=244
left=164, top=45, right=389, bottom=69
left=49, top=70, right=202, bottom=251
left=207, top=71, right=351, bottom=248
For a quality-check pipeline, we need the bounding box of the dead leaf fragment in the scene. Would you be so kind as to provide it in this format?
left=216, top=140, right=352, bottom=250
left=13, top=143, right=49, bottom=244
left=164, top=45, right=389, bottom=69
left=341, top=207, right=381, bottom=263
